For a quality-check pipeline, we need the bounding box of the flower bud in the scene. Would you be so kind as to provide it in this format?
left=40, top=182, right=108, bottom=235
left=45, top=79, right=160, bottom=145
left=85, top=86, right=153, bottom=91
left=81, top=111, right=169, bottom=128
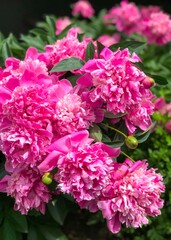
left=125, top=135, right=138, bottom=149
left=42, top=172, right=53, bottom=185
left=142, top=77, right=155, bottom=89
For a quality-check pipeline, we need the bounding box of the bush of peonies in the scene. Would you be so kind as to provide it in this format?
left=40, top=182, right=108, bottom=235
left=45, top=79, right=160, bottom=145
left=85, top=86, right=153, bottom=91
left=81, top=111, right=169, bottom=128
left=0, top=0, right=171, bottom=239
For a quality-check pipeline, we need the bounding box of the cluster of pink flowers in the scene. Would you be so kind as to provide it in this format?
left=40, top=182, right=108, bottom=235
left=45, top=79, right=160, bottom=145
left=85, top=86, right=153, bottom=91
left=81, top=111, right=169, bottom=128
left=0, top=26, right=165, bottom=233
left=104, top=0, right=171, bottom=45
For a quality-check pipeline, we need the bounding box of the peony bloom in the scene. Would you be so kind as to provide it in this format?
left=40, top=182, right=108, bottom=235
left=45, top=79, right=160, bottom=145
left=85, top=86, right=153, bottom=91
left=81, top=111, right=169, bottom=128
left=97, top=34, right=120, bottom=47
left=104, top=1, right=142, bottom=35
left=98, top=159, right=165, bottom=233
left=42, top=28, right=95, bottom=69
left=79, top=47, right=155, bottom=133
left=2, top=84, right=55, bottom=129
left=142, top=11, right=171, bottom=45
left=55, top=17, right=71, bottom=35
left=0, top=125, right=53, bottom=172
left=38, top=131, right=120, bottom=211
left=53, top=92, right=96, bottom=136
left=2, top=47, right=51, bottom=90
left=6, top=167, right=51, bottom=214
left=72, top=0, right=95, bottom=19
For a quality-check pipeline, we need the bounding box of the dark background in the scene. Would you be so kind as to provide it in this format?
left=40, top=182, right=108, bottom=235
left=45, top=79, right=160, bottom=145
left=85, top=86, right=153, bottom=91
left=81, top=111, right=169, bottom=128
left=0, top=0, right=171, bottom=36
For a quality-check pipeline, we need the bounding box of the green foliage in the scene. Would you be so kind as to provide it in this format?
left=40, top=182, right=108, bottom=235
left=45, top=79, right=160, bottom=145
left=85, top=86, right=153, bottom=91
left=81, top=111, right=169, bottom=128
left=85, top=41, right=95, bottom=61
left=50, top=57, right=85, bottom=72
left=109, top=40, right=147, bottom=53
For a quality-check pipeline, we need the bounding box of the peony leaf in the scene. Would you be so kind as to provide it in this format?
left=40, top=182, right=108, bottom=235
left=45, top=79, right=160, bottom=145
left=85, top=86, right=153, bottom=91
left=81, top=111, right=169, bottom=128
left=47, top=198, right=69, bottom=225
left=57, top=23, right=75, bottom=40
left=135, top=123, right=155, bottom=143
left=150, top=74, right=168, bottom=85
left=109, top=41, right=146, bottom=53
left=85, top=41, right=95, bottom=61
left=97, top=41, right=105, bottom=57
left=8, top=209, right=28, bottom=233
left=104, top=111, right=126, bottom=119
left=50, top=57, right=85, bottom=72
left=89, top=124, right=102, bottom=142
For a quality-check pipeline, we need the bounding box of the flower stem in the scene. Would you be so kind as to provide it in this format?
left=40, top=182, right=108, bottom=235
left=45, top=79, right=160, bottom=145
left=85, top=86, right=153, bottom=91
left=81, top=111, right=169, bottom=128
left=101, top=123, right=127, bottom=138
left=121, top=151, right=135, bottom=162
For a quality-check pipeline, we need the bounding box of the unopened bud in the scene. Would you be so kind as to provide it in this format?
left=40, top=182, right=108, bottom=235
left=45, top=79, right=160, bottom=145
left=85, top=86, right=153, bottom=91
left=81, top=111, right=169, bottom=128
left=125, top=135, right=138, bottom=149
left=42, top=172, right=53, bottom=185
left=142, top=77, right=155, bottom=89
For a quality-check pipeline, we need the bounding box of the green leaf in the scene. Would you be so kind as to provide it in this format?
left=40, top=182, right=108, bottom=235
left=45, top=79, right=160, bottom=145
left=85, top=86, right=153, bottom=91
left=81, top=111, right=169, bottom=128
left=8, top=209, right=28, bottom=233
left=85, top=41, right=95, bottom=61
left=50, top=57, right=85, bottom=72
left=0, top=32, right=4, bottom=43
left=0, top=158, right=7, bottom=180
left=104, top=141, right=124, bottom=148
left=135, top=123, right=155, bottom=143
left=67, top=74, right=82, bottom=86
left=47, top=198, right=69, bottom=225
left=102, top=134, right=111, bottom=142
left=109, top=41, right=146, bottom=53
left=97, top=41, right=105, bottom=57
left=38, top=225, right=68, bottom=240
left=57, top=23, right=75, bottom=40
left=77, top=33, right=84, bottom=42
left=27, top=226, right=46, bottom=240
left=29, top=28, right=47, bottom=38
left=45, top=15, right=56, bottom=43
left=1, top=219, right=17, bottom=240
left=104, top=111, right=126, bottom=119
left=113, top=121, right=128, bottom=143
left=133, top=62, right=146, bottom=72
left=1, top=41, right=13, bottom=60
left=20, top=35, right=45, bottom=52
left=89, top=124, right=102, bottom=142
left=150, top=74, right=168, bottom=85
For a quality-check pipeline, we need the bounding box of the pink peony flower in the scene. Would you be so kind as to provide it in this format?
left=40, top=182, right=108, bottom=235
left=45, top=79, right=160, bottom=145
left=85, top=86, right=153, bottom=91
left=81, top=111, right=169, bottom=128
left=2, top=84, right=55, bottom=129
left=142, top=11, right=171, bottom=45
left=0, top=124, right=53, bottom=172
left=53, top=92, right=96, bottom=136
left=38, top=130, right=120, bottom=172
left=55, top=17, right=71, bottom=35
left=80, top=47, right=155, bottom=133
left=6, top=167, right=51, bottom=214
left=98, top=159, right=165, bottom=233
left=104, top=1, right=142, bottom=35
left=125, top=95, right=154, bottom=133
left=2, top=47, right=52, bottom=90
left=55, top=17, right=82, bottom=35
left=38, top=130, right=120, bottom=212
left=42, top=28, right=95, bottom=69
left=154, top=97, right=166, bottom=111
left=55, top=142, right=116, bottom=211
left=97, top=34, right=120, bottom=47
left=72, top=0, right=95, bottom=18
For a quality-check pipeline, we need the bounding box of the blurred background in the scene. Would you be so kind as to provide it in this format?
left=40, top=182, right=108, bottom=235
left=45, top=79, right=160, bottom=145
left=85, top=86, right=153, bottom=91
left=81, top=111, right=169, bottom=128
left=0, top=0, right=171, bottom=36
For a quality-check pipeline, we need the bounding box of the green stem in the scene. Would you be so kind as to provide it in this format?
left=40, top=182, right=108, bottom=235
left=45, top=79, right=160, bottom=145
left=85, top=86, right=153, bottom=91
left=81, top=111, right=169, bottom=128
left=102, top=123, right=127, bottom=138
left=121, top=151, right=135, bottom=162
